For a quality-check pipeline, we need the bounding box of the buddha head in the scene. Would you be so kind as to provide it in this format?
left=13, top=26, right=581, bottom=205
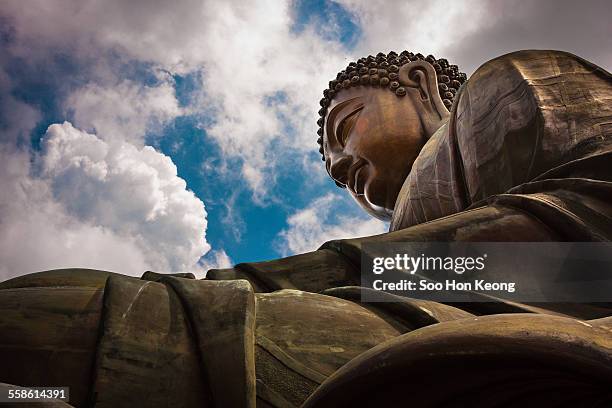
left=317, top=51, right=466, bottom=220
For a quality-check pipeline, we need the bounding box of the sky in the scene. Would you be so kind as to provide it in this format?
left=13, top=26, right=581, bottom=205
left=0, top=0, right=610, bottom=279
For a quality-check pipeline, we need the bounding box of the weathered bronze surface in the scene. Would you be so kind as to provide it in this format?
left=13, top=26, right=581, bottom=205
left=1, top=50, right=611, bottom=407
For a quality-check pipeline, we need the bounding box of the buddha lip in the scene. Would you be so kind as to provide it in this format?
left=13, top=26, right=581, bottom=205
left=347, top=159, right=367, bottom=194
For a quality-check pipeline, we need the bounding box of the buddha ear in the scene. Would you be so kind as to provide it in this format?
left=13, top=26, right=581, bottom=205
left=397, top=60, right=449, bottom=118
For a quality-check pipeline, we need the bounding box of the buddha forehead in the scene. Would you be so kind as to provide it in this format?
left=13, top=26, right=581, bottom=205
left=325, top=86, right=405, bottom=123
left=323, top=86, right=410, bottom=153
left=327, top=86, right=369, bottom=113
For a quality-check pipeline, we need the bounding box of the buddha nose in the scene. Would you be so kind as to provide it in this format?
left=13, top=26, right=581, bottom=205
left=328, top=154, right=353, bottom=187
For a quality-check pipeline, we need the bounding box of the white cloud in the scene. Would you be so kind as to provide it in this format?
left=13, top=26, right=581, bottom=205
left=1, top=0, right=211, bottom=73
left=0, top=121, right=210, bottom=280
left=195, top=3, right=349, bottom=198
left=65, top=77, right=182, bottom=145
left=41, top=122, right=209, bottom=271
left=0, top=145, right=150, bottom=279
left=277, top=193, right=387, bottom=256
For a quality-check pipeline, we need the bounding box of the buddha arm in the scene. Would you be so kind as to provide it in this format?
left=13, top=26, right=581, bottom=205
left=207, top=247, right=361, bottom=293
left=207, top=203, right=558, bottom=293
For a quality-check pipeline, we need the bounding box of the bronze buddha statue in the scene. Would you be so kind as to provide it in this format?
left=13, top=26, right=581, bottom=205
left=1, top=49, right=611, bottom=407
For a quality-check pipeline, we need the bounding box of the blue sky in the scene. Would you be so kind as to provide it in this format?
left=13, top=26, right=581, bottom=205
left=0, top=0, right=609, bottom=279
left=138, top=2, right=363, bottom=265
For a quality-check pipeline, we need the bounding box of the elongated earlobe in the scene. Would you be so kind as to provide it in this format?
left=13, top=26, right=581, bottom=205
left=353, top=194, right=393, bottom=221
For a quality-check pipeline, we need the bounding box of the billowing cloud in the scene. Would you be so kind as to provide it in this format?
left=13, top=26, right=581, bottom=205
left=0, top=122, right=210, bottom=280
left=42, top=122, right=209, bottom=270
left=0, top=145, right=150, bottom=279
left=277, top=193, right=387, bottom=256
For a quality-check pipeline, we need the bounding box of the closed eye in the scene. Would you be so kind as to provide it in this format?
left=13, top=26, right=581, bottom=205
left=336, top=105, right=363, bottom=147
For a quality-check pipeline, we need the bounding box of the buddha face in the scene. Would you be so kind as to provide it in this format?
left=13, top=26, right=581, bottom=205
left=323, top=86, right=427, bottom=219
